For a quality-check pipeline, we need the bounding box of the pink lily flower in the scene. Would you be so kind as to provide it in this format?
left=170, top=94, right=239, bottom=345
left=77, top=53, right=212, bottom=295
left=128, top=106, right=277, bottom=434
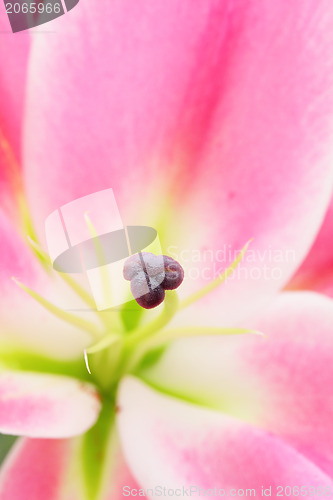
left=1, top=1, right=333, bottom=499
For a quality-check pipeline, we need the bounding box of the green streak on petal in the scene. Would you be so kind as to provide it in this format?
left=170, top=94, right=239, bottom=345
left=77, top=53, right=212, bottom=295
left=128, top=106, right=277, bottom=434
left=128, top=327, right=261, bottom=373
left=179, top=239, right=253, bottom=310
left=137, top=375, right=221, bottom=410
left=0, top=348, right=90, bottom=381
left=139, top=374, right=262, bottom=424
left=81, top=396, right=115, bottom=500
left=0, top=434, right=17, bottom=465
left=135, top=345, right=167, bottom=372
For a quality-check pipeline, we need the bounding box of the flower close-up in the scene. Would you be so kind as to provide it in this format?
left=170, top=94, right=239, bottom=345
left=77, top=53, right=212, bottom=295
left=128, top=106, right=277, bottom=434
left=1, top=1, right=333, bottom=499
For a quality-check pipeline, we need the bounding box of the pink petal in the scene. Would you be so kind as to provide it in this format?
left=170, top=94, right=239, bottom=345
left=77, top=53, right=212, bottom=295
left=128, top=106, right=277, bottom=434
left=0, top=371, right=101, bottom=437
left=142, top=292, right=333, bottom=476
left=0, top=210, right=37, bottom=285
left=288, top=196, right=333, bottom=295
left=117, top=376, right=333, bottom=496
left=24, top=1, right=333, bottom=323
left=0, top=16, right=29, bottom=156
left=0, top=435, right=140, bottom=500
left=0, top=438, right=74, bottom=500
left=0, top=14, right=30, bottom=215
left=0, top=211, right=92, bottom=358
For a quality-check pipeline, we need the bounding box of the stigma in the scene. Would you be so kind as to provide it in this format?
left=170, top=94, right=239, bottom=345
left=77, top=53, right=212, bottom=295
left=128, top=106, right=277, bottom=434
left=123, top=252, right=184, bottom=309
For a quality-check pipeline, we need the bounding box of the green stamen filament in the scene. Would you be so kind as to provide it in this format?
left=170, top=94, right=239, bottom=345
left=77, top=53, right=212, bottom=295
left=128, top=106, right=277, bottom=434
left=125, top=291, right=179, bottom=348
left=144, top=326, right=263, bottom=346
left=0, top=128, right=37, bottom=240
left=83, top=214, right=123, bottom=332
left=84, top=333, right=121, bottom=374
left=12, top=277, right=101, bottom=339
left=84, top=212, right=113, bottom=307
left=27, top=236, right=98, bottom=310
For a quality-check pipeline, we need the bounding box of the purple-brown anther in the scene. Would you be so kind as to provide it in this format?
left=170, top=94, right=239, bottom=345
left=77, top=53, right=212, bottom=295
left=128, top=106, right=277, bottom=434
left=123, top=252, right=184, bottom=309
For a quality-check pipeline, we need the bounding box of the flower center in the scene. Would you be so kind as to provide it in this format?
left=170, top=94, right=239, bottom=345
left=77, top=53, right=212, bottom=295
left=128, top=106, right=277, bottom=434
left=123, top=252, right=184, bottom=309
left=13, top=238, right=258, bottom=393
